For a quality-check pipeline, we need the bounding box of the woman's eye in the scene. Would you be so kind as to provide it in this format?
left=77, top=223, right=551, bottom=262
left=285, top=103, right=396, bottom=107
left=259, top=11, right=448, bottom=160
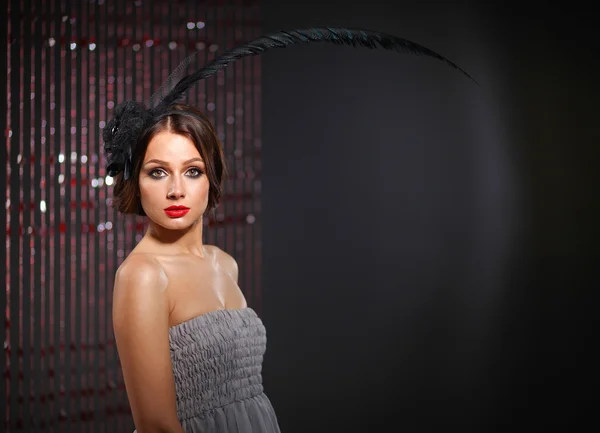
left=149, top=169, right=166, bottom=178
left=187, top=167, right=203, bottom=177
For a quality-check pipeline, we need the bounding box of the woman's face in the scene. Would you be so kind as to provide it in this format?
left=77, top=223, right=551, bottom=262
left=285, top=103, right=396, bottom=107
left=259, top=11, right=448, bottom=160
left=138, top=131, right=209, bottom=230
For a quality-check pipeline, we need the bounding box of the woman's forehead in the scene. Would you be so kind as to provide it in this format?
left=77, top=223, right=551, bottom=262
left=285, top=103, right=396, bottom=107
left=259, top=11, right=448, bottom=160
left=144, top=131, right=203, bottom=163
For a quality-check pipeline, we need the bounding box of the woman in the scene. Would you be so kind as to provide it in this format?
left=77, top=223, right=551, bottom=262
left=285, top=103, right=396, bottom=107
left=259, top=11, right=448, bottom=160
left=110, top=104, right=280, bottom=433
left=102, top=27, right=473, bottom=433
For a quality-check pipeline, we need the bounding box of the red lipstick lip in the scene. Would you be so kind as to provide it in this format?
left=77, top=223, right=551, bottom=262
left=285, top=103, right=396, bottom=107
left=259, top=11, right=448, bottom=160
left=164, top=205, right=190, bottom=211
left=164, top=207, right=190, bottom=218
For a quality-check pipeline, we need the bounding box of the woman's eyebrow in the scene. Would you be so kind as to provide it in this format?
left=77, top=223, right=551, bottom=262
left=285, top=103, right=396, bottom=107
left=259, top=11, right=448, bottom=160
left=143, top=157, right=204, bottom=167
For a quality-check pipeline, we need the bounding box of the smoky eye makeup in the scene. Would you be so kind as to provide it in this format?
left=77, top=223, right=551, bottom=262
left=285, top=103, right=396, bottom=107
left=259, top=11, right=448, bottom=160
left=147, top=168, right=166, bottom=179
left=145, top=166, right=204, bottom=179
left=186, top=167, right=204, bottom=177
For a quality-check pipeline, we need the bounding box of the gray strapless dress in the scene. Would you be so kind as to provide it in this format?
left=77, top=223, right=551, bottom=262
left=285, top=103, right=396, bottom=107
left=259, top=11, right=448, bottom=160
left=168, top=307, right=281, bottom=433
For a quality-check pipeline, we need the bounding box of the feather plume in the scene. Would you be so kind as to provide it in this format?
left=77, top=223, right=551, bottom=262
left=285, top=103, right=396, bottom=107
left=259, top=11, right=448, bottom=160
left=150, top=27, right=477, bottom=114
left=106, top=27, right=476, bottom=179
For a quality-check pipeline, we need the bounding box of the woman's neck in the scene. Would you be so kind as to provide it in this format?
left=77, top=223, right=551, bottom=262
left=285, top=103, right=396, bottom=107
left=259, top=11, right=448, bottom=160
left=143, top=217, right=206, bottom=257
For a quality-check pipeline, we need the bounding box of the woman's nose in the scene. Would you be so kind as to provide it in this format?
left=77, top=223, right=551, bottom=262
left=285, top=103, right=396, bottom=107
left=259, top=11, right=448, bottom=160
left=167, top=178, right=185, bottom=199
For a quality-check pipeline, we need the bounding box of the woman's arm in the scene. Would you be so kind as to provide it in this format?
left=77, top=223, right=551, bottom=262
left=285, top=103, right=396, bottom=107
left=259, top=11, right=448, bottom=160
left=112, top=254, right=185, bottom=433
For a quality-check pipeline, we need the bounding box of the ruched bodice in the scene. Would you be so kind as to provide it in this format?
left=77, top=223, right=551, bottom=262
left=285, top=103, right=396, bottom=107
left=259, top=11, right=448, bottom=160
left=167, top=308, right=280, bottom=432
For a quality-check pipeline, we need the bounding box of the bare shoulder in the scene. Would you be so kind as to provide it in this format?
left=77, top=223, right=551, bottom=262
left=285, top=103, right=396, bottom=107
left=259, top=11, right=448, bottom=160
left=112, top=253, right=170, bottom=326
left=205, top=244, right=237, bottom=266
left=206, top=245, right=238, bottom=281
left=114, top=253, right=169, bottom=293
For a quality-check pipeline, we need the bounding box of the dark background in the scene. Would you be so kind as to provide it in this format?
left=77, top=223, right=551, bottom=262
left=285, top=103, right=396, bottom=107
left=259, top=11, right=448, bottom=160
left=259, top=1, right=597, bottom=431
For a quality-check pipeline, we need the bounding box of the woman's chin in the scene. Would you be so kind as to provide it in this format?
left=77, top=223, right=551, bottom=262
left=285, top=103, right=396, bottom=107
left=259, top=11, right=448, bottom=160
left=152, top=213, right=202, bottom=231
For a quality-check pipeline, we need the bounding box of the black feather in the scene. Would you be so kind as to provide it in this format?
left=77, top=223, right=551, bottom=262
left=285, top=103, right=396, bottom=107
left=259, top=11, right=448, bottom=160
left=105, top=27, right=477, bottom=179
left=151, top=27, right=477, bottom=114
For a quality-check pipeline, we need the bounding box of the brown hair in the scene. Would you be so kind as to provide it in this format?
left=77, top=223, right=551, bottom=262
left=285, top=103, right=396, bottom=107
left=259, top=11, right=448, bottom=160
left=111, top=104, right=226, bottom=216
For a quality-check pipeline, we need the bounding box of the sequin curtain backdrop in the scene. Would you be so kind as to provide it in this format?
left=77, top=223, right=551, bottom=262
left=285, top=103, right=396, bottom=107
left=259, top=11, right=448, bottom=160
left=3, top=1, right=262, bottom=431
